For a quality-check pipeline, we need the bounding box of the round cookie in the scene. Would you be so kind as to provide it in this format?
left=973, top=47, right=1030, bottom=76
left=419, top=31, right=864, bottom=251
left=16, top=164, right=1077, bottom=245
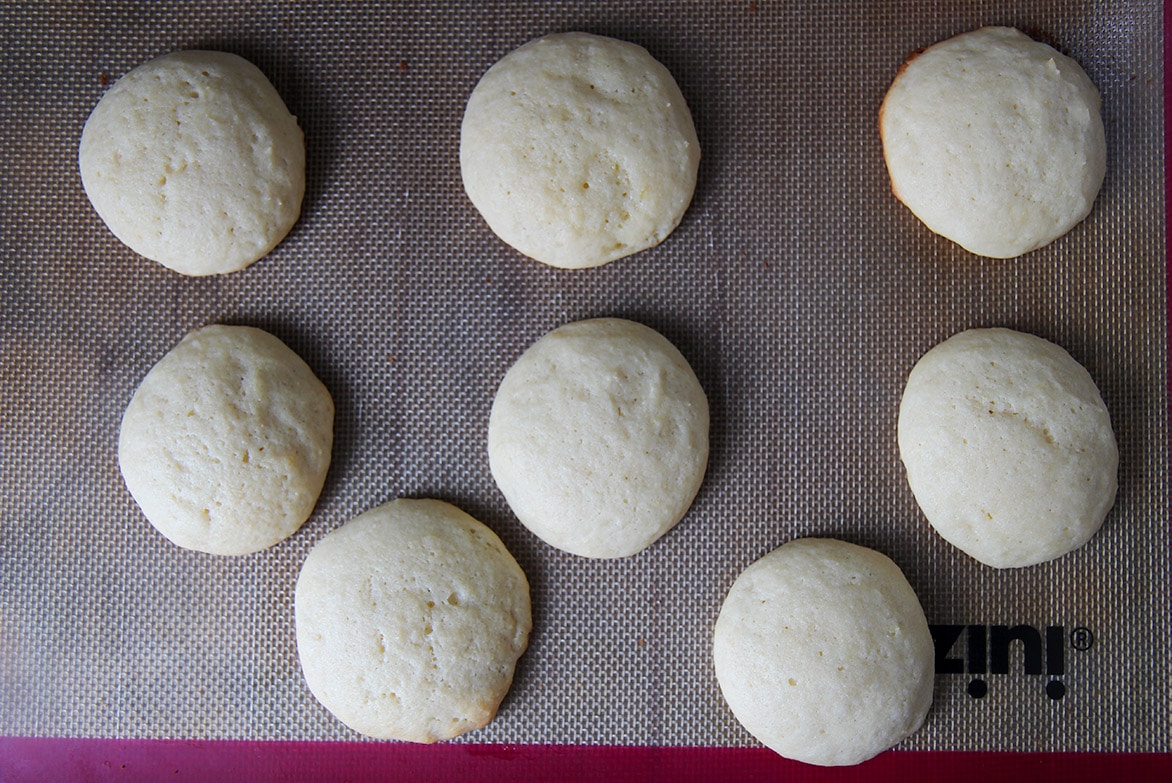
left=79, top=50, right=305, bottom=275
left=118, top=324, right=333, bottom=555
left=488, top=318, right=708, bottom=558
left=460, top=32, right=700, bottom=269
left=879, top=26, right=1105, bottom=259
left=898, top=328, right=1117, bottom=568
left=713, top=538, right=934, bottom=767
left=295, top=498, right=532, bottom=742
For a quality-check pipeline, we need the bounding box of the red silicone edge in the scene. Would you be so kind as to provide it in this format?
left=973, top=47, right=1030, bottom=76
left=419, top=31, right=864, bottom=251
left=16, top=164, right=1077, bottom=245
left=1, top=738, right=1170, bottom=782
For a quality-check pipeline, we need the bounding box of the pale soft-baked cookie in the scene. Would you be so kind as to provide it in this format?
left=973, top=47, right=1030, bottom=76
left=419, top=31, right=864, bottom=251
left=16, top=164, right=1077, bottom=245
left=295, top=499, right=532, bottom=742
left=460, top=32, right=700, bottom=269
left=79, top=50, right=305, bottom=275
left=898, top=328, right=1117, bottom=568
left=880, top=26, right=1105, bottom=258
left=119, top=325, right=333, bottom=555
left=488, top=318, right=708, bottom=558
left=713, top=538, right=934, bottom=767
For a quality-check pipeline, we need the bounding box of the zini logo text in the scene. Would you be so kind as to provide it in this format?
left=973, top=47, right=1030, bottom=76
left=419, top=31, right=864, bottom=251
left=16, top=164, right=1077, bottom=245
left=929, top=624, right=1094, bottom=700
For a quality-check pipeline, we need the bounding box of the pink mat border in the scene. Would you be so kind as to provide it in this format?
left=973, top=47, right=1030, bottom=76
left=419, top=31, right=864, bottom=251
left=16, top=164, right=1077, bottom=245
left=1, top=738, right=1169, bottom=782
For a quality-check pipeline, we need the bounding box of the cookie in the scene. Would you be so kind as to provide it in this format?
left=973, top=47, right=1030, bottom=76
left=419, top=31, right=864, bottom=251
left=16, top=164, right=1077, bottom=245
left=460, top=32, right=700, bottom=269
left=488, top=318, right=708, bottom=558
left=118, top=325, right=333, bottom=555
left=713, top=538, right=934, bottom=767
left=79, top=50, right=305, bottom=275
left=880, top=26, right=1105, bottom=258
left=898, top=328, right=1118, bottom=568
left=295, top=498, right=532, bottom=742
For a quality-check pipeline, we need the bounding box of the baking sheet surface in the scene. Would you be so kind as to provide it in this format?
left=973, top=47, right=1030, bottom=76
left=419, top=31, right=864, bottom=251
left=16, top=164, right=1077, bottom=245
left=0, top=1, right=1167, bottom=752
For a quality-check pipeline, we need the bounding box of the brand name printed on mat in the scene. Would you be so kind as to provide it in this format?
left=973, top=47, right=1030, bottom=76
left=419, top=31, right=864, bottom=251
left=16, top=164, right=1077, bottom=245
left=928, top=624, right=1094, bottom=701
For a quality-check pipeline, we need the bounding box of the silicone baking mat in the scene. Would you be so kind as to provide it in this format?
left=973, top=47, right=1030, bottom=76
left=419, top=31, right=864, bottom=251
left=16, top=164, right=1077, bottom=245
left=1, top=0, right=1167, bottom=763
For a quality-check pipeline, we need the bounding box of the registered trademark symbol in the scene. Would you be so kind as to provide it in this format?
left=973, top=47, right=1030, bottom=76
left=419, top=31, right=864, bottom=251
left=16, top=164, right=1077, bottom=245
left=1070, top=626, right=1094, bottom=651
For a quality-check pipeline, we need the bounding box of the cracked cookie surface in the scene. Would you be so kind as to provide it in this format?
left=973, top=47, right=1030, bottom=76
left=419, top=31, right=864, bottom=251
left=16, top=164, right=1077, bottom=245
left=897, top=327, right=1117, bottom=567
